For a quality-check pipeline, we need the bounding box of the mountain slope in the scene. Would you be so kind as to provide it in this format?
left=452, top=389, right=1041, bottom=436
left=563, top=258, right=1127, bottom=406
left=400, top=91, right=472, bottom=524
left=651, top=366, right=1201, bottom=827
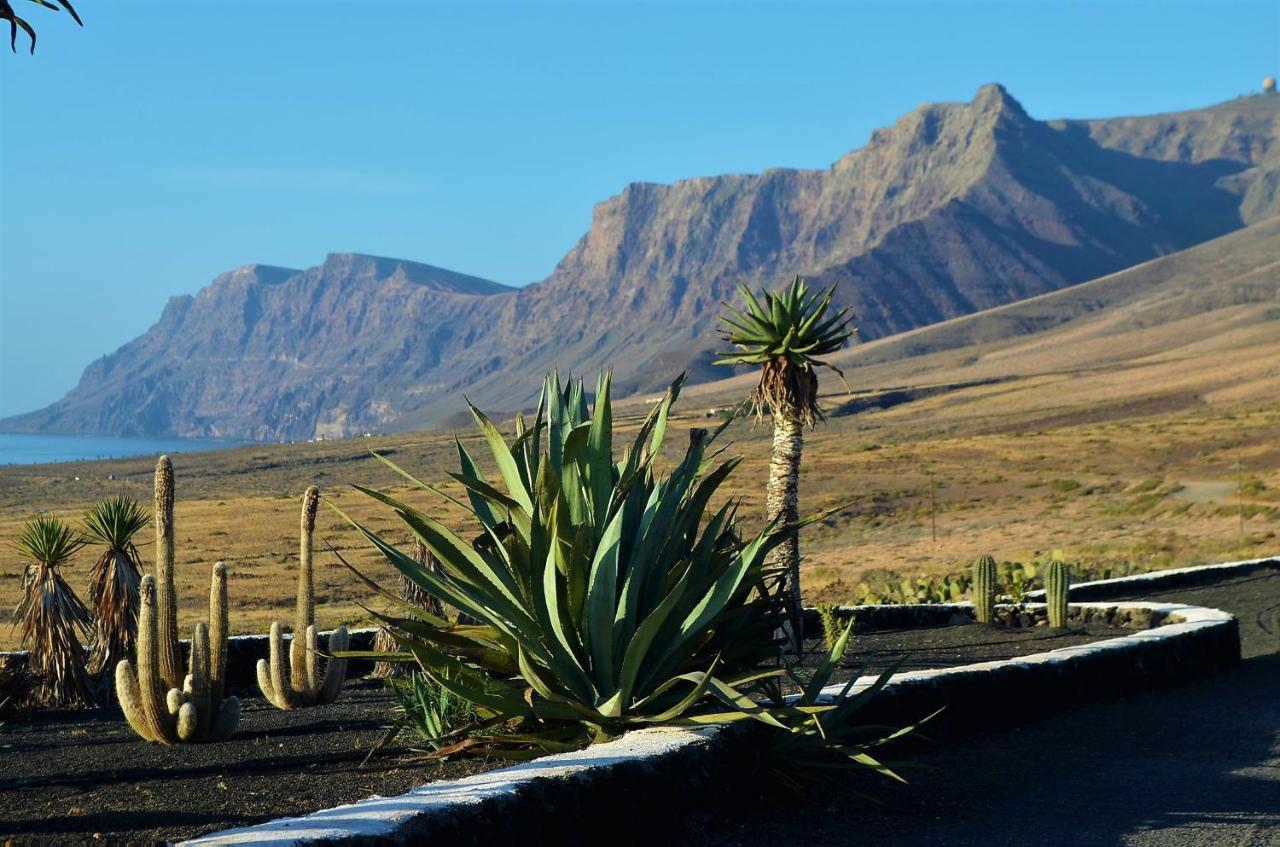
left=7, top=86, right=1279, bottom=440
left=673, top=217, right=1280, bottom=430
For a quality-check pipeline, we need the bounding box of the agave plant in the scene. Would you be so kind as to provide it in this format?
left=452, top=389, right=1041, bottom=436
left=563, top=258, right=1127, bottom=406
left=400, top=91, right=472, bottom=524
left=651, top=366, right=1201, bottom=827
left=1, top=0, right=81, bottom=53
left=716, top=277, right=856, bottom=644
left=82, top=496, right=148, bottom=673
left=755, top=622, right=935, bottom=793
left=336, top=373, right=800, bottom=754
left=337, top=373, right=921, bottom=782
left=12, top=515, right=93, bottom=706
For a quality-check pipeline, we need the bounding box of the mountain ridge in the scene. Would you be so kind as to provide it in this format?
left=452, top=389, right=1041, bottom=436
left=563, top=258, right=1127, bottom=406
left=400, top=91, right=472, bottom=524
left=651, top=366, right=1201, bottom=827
left=7, top=85, right=1279, bottom=440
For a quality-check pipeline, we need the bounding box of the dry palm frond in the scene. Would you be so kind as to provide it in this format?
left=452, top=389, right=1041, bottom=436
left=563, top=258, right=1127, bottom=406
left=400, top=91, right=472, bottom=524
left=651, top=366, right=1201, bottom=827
left=371, top=539, right=442, bottom=678
left=716, top=277, right=856, bottom=426
left=13, top=516, right=93, bottom=706
left=0, top=0, right=82, bottom=54
left=82, top=496, right=148, bottom=674
left=0, top=653, right=34, bottom=720
left=752, top=356, right=822, bottom=426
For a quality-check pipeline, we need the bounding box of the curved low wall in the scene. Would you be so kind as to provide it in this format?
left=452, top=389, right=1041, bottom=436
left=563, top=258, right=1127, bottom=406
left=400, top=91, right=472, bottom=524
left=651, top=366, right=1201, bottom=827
left=811, top=601, right=1239, bottom=740
left=182, top=596, right=1241, bottom=846
left=1025, top=555, right=1279, bottom=601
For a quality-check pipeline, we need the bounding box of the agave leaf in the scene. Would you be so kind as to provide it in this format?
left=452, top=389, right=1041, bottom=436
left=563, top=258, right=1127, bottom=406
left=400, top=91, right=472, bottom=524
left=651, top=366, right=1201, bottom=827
left=586, top=372, right=614, bottom=528
left=802, top=619, right=855, bottom=702
left=468, top=402, right=535, bottom=514
left=353, top=485, right=527, bottom=613
left=532, top=504, right=595, bottom=702
left=610, top=559, right=697, bottom=713
left=632, top=665, right=719, bottom=723
left=401, top=635, right=533, bottom=719
left=331, top=500, right=543, bottom=652
left=372, top=451, right=470, bottom=511
left=584, top=506, right=625, bottom=690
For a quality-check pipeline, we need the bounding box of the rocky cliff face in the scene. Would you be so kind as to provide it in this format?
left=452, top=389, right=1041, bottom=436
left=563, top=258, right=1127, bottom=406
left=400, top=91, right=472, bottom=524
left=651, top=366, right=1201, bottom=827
left=7, top=86, right=1278, bottom=440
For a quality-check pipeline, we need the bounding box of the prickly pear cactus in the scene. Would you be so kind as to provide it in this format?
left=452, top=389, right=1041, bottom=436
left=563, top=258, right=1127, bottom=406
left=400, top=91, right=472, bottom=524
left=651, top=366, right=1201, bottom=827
left=1046, top=559, right=1071, bottom=628
left=973, top=554, right=997, bottom=624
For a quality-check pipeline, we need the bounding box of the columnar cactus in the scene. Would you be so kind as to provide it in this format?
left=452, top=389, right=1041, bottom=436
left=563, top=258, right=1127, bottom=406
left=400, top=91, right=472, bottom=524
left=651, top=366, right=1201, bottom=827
left=1046, top=559, right=1071, bottom=628
left=256, top=486, right=348, bottom=709
left=153, top=456, right=183, bottom=690
left=115, top=564, right=240, bottom=743
left=973, top=554, right=997, bottom=624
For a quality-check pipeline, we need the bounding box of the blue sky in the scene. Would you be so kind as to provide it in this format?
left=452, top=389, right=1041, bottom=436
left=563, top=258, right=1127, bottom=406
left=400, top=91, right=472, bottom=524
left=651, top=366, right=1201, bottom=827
left=1, top=0, right=1276, bottom=418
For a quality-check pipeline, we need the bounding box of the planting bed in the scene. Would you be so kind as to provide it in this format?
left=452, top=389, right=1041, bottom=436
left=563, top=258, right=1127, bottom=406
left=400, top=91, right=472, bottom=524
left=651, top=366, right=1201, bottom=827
left=1, top=565, right=1261, bottom=846
left=0, top=684, right=499, bottom=845
left=801, top=618, right=1136, bottom=679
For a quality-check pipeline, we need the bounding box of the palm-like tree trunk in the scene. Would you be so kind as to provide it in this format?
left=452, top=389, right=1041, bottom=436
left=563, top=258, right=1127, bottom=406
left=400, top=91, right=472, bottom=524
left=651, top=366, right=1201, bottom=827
left=766, top=414, right=804, bottom=649
left=371, top=539, right=442, bottom=678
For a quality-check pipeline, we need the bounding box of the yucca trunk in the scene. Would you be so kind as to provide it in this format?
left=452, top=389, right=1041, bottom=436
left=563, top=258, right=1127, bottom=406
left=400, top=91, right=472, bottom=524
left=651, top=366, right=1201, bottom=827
left=766, top=414, right=804, bottom=647
left=87, top=548, right=142, bottom=674
left=371, top=539, right=441, bottom=678
left=19, top=564, right=94, bottom=706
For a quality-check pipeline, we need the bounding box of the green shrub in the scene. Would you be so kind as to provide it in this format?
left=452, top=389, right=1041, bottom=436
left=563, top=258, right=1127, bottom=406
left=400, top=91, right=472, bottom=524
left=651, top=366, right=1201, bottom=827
left=389, top=671, right=478, bottom=751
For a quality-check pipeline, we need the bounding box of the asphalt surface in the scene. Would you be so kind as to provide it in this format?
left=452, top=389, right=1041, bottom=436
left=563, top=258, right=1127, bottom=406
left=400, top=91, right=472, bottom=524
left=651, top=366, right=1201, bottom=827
left=689, top=571, right=1280, bottom=847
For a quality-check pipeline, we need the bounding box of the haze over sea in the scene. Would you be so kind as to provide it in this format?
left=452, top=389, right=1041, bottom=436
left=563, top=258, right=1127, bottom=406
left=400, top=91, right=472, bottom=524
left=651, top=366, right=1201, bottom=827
left=0, top=433, right=247, bottom=467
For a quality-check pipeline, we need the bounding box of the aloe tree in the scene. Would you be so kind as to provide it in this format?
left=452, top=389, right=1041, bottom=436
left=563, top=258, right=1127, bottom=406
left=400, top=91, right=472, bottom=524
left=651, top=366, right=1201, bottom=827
left=13, top=515, right=93, bottom=706
left=1, top=0, right=81, bottom=53
left=82, top=496, right=148, bottom=673
left=336, top=373, right=919, bottom=782
left=716, top=277, right=855, bottom=645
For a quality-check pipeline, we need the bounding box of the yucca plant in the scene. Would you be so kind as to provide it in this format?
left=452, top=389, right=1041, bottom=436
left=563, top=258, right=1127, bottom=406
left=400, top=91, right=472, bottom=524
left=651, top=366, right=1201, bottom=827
left=1, top=0, right=81, bottom=53
left=716, top=277, right=855, bottom=644
left=12, top=515, right=93, bottom=706
left=337, top=373, right=920, bottom=782
left=82, top=496, right=148, bottom=674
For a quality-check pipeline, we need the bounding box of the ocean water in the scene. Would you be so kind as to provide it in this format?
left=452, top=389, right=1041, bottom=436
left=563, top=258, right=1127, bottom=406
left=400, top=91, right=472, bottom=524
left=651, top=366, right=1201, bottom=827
left=0, top=433, right=249, bottom=467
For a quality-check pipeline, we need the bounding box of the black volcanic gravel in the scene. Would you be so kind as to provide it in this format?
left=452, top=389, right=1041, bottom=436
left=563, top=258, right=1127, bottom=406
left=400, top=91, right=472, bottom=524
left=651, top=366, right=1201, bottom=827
left=0, top=683, right=497, bottom=845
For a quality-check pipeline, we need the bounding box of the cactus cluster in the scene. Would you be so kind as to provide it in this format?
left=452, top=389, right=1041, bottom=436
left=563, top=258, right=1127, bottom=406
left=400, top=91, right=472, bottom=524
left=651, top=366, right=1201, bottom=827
left=972, top=554, right=997, bottom=624
left=115, top=457, right=240, bottom=743
left=1045, top=559, right=1071, bottom=628
left=256, top=486, right=348, bottom=709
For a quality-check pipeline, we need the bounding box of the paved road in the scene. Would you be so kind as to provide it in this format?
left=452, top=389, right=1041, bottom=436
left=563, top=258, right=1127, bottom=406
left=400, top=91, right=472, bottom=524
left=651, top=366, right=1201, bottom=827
left=689, top=572, right=1280, bottom=847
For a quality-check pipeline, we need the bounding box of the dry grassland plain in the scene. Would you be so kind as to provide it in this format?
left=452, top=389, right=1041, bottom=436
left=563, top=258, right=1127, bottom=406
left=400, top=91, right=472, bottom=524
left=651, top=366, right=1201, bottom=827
left=1, top=372, right=1277, bottom=649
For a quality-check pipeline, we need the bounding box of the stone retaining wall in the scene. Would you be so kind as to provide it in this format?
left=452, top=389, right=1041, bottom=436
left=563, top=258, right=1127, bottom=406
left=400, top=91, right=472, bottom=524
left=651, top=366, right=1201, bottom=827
left=1, top=628, right=381, bottom=694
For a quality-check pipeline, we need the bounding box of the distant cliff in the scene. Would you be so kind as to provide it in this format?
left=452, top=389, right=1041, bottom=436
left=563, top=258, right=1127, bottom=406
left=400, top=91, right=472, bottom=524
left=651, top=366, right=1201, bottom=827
left=7, top=86, right=1277, bottom=440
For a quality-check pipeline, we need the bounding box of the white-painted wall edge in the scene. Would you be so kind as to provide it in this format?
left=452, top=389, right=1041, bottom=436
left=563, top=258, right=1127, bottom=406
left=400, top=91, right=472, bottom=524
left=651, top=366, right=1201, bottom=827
left=180, top=725, right=722, bottom=847
left=806, top=601, right=1234, bottom=703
